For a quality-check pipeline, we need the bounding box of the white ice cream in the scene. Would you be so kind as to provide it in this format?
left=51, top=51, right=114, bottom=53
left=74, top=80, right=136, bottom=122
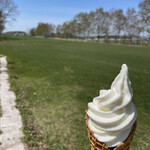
left=87, top=64, right=137, bottom=147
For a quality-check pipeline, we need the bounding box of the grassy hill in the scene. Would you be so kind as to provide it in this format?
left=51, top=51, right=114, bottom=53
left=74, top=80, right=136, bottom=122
left=0, top=36, right=150, bottom=150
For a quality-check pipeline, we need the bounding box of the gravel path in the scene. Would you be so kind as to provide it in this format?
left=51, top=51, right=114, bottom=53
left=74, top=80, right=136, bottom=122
left=0, top=56, right=25, bottom=150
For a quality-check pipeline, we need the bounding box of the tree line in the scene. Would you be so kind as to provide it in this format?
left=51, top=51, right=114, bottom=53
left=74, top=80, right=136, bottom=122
left=0, top=0, right=150, bottom=45
left=29, top=0, right=150, bottom=45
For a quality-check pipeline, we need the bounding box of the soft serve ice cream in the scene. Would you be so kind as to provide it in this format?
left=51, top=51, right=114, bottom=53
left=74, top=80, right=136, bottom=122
left=87, top=64, right=137, bottom=147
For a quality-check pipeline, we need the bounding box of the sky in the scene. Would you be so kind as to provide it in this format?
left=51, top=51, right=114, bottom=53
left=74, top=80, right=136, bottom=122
left=4, top=0, right=142, bottom=32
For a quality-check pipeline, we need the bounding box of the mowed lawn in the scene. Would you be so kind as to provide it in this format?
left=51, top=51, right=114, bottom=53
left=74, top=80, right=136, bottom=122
left=0, top=36, right=150, bottom=150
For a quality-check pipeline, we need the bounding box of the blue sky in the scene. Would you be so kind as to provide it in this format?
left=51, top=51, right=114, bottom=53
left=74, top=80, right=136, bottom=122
left=5, top=0, right=141, bottom=32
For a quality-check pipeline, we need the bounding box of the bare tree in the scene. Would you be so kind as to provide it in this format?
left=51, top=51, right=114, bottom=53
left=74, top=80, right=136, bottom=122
left=87, top=11, right=95, bottom=39
left=74, top=12, right=90, bottom=38
left=111, top=9, right=126, bottom=35
left=94, top=8, right=104, bottom=40
left=0, top=0, right=18, bottom=35
left=103, top=11, right=111, bottom=42
left=91, top=8, right=111, bottom=41
left=125, top=8, right=140, bottom=43
left=139, top=0, right=150, bottom=45
left=0, top=10, right=4, bottom=34
left=48, top=23, right=55, bottom=37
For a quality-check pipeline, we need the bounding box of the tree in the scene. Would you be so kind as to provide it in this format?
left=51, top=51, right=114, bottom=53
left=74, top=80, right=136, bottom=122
left=29, top=28, right=36, bottom=36
left=103, top=11, right=111, bottom=42
left=0, top=10, right=4, bottom=34
left=111, top=9, right=126, bottom=35
left=74, top=12, right=90, bottom=38
left=48, top=23, right=55, bottom=36
left=57, top=20, right=79, bottom=39
left=125, top=8, right=141, bottom=43
left=36, top=23, right=49, bottom=37
left=139, top=0, right=150, bottom=45
left=36, top=22, right=55, bottom=37
left=56, top=24, right=62, bottom=37
left=68, top=20, right=78, bottom=38
left=93, top=8, right=111, bottom=40
left=0, top=0, right=18, bottom=35
left=60, top=21, right=74, bottom=38
left=87, top=11, right=95, bottom=38
left=94, top=8, right=105, bottom=39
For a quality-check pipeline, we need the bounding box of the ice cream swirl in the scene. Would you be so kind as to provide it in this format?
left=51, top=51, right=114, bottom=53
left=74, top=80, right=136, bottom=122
left=87, top=64, right=137, bottom=147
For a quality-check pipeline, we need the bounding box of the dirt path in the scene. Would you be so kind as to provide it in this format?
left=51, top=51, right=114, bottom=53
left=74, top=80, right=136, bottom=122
left=0, top=56, right=25, bottom=150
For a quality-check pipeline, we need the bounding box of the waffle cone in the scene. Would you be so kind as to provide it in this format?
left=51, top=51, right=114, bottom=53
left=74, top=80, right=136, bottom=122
left=85, top=110, right=137, bottom=150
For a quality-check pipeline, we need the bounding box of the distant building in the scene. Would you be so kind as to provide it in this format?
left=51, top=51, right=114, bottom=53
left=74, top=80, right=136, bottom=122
left=4, top=31, right=27, bottom=36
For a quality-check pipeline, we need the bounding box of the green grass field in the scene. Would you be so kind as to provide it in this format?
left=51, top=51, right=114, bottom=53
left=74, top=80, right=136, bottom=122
left=0, top=36, right=150, bottom=150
